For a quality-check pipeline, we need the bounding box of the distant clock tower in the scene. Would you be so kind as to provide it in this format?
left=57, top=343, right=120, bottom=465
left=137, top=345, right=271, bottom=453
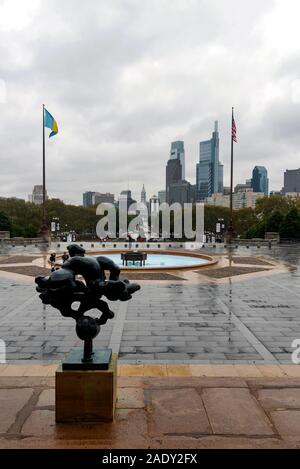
left=141, top=184, right=146, bottom=204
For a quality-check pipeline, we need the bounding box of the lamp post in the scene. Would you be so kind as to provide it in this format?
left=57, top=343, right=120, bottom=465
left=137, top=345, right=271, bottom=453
left=216, top=218, right=225, bottom=243
left=51, top=217, right=60, bottom=240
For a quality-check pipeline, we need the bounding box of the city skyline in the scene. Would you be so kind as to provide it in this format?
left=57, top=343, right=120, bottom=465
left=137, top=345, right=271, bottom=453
left=1, top=1, right=300, bottom=204
left=32, top=127, right=294, bottom=207
left=14, top=120, right=295, bottom=206
left=20, top=155, right=300, bottom=207
left=4, top=116, right=295, bottom=205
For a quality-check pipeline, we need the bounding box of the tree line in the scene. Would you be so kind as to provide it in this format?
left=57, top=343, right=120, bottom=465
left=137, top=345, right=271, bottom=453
left=203, top=195, right=300, bottom=239
left=0, top=195, right=299, bottom=239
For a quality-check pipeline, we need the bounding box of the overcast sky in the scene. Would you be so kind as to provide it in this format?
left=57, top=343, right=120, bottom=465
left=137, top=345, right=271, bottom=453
left=0, top=0, right=300, bottom=204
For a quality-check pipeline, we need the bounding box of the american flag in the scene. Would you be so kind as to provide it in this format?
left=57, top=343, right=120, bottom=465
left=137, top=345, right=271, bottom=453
left=232, top=114, right=237, bottom=143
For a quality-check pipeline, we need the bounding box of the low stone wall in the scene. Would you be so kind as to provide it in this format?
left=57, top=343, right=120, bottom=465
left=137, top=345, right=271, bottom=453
left=0, top=238, right=46, bottom=245
left=50, top=241, right=204, bottom=252
left=234, top=239, right=279, bottom=246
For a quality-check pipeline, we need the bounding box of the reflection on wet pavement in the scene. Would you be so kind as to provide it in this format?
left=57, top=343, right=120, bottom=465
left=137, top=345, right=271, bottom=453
left=0, top=244, right=300, bottom=364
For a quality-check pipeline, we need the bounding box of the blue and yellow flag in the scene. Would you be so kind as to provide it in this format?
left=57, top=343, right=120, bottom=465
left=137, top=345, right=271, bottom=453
left=44, top=108, right=58, bottom=138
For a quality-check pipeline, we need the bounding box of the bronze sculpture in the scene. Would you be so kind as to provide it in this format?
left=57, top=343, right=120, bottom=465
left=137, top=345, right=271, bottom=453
left=35, top=244, right=140, bottom=368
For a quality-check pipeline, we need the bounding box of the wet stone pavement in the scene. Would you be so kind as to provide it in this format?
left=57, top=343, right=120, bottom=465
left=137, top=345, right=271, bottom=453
left=0, top=244, right=300, bottom=364
left=3, top=367, right=300, bottom=448
left=121, top=274, right=300, bottom=363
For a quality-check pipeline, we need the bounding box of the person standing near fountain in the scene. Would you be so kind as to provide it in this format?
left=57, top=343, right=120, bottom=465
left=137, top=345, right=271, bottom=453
left=49, top=252, right=56, bottom=272
left=61, top=251, right=69, bottom=263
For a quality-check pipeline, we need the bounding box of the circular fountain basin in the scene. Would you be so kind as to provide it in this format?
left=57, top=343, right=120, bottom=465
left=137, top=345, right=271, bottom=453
left=90, top=250, right=216, bottom=271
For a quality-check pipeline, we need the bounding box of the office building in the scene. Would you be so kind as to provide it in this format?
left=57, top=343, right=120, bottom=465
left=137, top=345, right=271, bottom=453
left=168, top=180, right=195, bottom=205
left=29, top=185, right=47, bottom=205
left=205, top=189, right=263, bottom=209
left=83, top=191, right=96, bottom=207
left=166, top=158, right=182, bottom=203
left=170, top=141, right=185, bottom=180
left=83, top=191, right=114, bottom=207
left=283, top=169, right=300, bottom=193
left=233, top=188, right=264, bottom=209
left=196, top=121, right=223, bottom=200
left=158, top=190, right=166, bottom=204
left=252, top=166, right=269, bottom=195
left=285, top=192, right=300, bottom=200
left=234, top=180, right=252, bottom=193
left=94, top=193, right=115, bottom=205
left=205, top=193, right=230, bottom=208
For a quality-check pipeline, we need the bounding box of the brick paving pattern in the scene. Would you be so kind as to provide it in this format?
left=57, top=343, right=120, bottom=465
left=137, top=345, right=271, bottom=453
left=231, top=256, right=274, bottom=266
left=0, top=266, right=50, bottom=277
left=197, top=266, right=270, bottom=278
left=0, top=255, right=41, bottom=264
left=0, top=245, right=300, bottom=364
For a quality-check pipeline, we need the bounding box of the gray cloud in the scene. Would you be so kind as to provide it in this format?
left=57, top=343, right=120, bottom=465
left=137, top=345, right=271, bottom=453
left=0, top=0, right=298, bottom=204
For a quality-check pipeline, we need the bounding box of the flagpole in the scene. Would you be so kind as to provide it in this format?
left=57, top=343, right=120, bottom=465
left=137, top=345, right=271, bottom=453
left=42, top=103, right=46, bottom=225
left=228, top=107, right=234, bottom=244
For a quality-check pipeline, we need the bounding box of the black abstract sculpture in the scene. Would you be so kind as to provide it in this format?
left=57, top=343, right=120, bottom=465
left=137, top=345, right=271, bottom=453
left=35, top=244, right=140, bottom=368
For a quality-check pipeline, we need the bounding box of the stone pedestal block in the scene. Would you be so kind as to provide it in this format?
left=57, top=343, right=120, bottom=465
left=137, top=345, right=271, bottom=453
left=55, top=354, right=117, bottom=422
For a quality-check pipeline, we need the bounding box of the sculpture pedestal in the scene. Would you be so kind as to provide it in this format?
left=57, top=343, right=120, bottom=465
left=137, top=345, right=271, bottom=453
left=55, top=353, right=117, bottom=422
left=62, top=347, right=112, bottom=370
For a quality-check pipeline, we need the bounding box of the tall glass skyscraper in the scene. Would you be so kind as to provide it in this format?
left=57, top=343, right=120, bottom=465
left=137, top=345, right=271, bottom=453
left=251, top=166, right=269, bottom=196
left=170, top=141, right=185, bottom=180
left=196, top=121, right=223, bottom=201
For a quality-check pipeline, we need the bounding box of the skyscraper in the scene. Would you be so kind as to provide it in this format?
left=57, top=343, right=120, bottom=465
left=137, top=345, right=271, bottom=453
left=196, top=121, right=223, bottom=201
left=166, top=158, right=182, bottom=204
left=283, top=169, right=300, bottom=193
left=170, top=141, right=185, bottom=180
left=251, top=166, right=269, bottom=196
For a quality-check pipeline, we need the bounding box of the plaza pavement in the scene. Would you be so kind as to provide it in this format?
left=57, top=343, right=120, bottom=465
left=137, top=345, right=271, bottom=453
left=0, top=244, right=299, bottom=364
left=2, top=364, right=300, bottom=448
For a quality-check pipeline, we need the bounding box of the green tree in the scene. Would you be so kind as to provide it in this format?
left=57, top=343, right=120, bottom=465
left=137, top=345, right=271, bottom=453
left=233, top=207, right=258, bottom=237
left=265, top=210, right=284, bottom=233
left=0, top=211, right=12, bottom=231
left=279, top=207, right=300, bottom=239
left=244, top=221, right=266, bottom=239
left=255, top=195, right=292, bottom=219
left=241, top=195, right=297, bottom=239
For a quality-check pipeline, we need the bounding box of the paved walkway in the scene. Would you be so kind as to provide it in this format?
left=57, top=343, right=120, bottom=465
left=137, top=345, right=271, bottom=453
left=1, top=364, right=300, bottom=448
left=0, top=245, right=300, bottom=364
left=0, top=271, right=299, bottom=364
